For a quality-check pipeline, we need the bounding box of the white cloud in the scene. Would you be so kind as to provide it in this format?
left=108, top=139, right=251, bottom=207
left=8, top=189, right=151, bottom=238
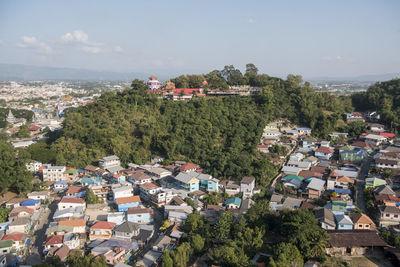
left=16, top=36, right=52, bottom=54
left=114, top=45, right=123, bottom=53
left=248, top=18, right=256, bottom=24
left=0, top=40, right=3, bottom=45
left=60, top=30, right=104, bottom=53
left=81, top=46, right=102, bottom=54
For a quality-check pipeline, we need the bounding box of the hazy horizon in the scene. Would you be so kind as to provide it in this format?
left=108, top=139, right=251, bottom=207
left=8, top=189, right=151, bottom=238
left=0, top=0, right=399, bottom=78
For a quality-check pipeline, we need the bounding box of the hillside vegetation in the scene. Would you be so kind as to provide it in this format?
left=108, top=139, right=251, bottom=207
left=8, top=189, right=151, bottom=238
left=29, top=70, right=351, bottom=185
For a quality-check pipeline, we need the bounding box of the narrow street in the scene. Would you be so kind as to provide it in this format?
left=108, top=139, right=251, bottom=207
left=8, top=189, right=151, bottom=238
left=355, top=157, right=371, bottom=213
left=26, top=199, right=58, bottom=265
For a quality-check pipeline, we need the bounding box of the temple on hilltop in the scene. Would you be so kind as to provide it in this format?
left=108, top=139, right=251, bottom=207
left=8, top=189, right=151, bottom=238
left=147, top=74, right=161, bottom=91
left=163, top=80, right=176, bottom=92
left=6, top=110, right=16, bottom=124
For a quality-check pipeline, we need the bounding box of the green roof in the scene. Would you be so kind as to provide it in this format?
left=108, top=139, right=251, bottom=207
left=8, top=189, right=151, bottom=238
left=64, top=168, right=78, bottom=174
left=282, top=175, right=304, bottom=182
left=0, top=239, right=13, bottom=248
left=332, top=201, right=347, bottom=207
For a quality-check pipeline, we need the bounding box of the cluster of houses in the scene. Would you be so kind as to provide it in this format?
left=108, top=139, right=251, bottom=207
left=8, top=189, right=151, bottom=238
left=2, top=153, right=262, bottom=266
left=265, top=117, right=400, bottom=258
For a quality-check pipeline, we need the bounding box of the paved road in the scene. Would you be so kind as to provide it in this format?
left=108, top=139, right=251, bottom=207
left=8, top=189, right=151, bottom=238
left=269, top=143, right=298, bottom=191
left=134, top=206, right=163, bottom=261
left=355, top=157, right=372, bottom=213
left=27, top=198, right=58, bottom=264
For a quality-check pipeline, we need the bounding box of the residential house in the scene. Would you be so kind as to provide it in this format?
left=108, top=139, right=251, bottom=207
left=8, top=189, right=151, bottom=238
left=177, top=162, right=200, bottom=173
left=127, top=207, right=154, bottom=224
left=27, top=191, right=50, bottom=200
left=174, top=172, right=199, bottom=192
left=147, top=189, right=177, bottom=207
left=0, top=222, right=9, bottom=232
left=375, top=158, right=399, bottom=169
left=301, top=137, right=317, bottom=148
left=139, top=183, right=162, bottom=200
left=345, top=112, right=365, bottom=123
left=26, top=160, right=42, bottom=173
left=58, top=219, right=87, bottom=233
left=364, top=134, right=387, bottom=146
left=65, top=186, right=86, bottom=198
left=315, top=147, right=335, bottom=160
left=225, top=197, right=242, bottom=209
left=286, top=160, right=312, bottom=170
left=0, top=240, right=13, bottom=255
left=112, top=185, right=134, bottom=202
left=375, top=185, right=396, bottom=196
left=305, top=178, right=325, bottom=199
left=20, top=199, right=40, bottom=210
left=379, top=206, right=400, bottom=226
left=289, top=152, right=305, bottom=162
left=58, top=197, right=86, bottom=211
left=339, top=146, right=367, bottom=162
left=375, top=194, right=400, bottom=207
left=47, top=245, right=70, bottom=262
left=279, top=197, right=302, bottom=210
left=53, top=180, right=68, bottom=191
left=63, top=233, right=83, bottom=249
left=220, top=180, right=241, bottom=196
left=99, top=155, right=121, bottom=169
left=296, top=127, right=312, bottom=136
left=107, top=212, right=125, bottom=226
left=240, top=176, right=255, bottom=198
left=129, top=171, right=152, bottom=186
left=281, top=166, right=301, bottom=176
left=53, top=207, right=84, bottom=221
left=335, top=215, right=354, bottom=230
left=351, top=213, right=375, bottom=230
left=8, top=206, right=34, bottom=221
left=89, top=221, right=116, bottom=241
left=1, top=233, right=27, bottom=251
left=326, top=230, right=387, bottom=256
left=42, top=165, right=66, bottom=181
left=115, top=195, right=141, bottom=212
left=365, top=177, right=387, bottom=188
left=315, top=208, right=336, bottom=230
left=334, top=176, right=355, bottom=189
left=44, top=235, right=63, bottom=252
left=113, top=221, right=140, bottom=241
left=7, top=217, right=32, bottom=234
left=63, top=168, right=79, bottom=184
left=144, top=167, right=172, bottom=180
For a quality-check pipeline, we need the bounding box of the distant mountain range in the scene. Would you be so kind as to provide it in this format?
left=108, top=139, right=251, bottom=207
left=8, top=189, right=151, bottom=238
left=0, top=63, right=399, bottom=82
left=0, top=64, right=147, bottom=81
left=307, top=73, right=400, bottom=82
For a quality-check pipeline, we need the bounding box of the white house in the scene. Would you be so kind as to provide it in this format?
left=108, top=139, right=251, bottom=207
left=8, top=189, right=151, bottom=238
left=99, top=155, right=121, bottom=169
left=26, top=160, right=42, bottom=172
left=112, top=185, right=134, bottom=202
left=57, top=197, right=86, bottom=211
left=43, top=165, right=66, bottom=181
left=364, top=134, right=387, bottom=146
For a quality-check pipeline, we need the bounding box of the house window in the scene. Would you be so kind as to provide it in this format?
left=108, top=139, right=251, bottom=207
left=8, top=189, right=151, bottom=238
left=358, top=224, right=363, bottom=228
left=394, top=215, right=398, bottom=218
left=386, top=214, right=390, bottom=217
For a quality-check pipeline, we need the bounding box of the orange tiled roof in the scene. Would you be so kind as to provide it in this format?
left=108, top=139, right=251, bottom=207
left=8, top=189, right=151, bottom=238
left=90, top=221, right=116, bottom=230
left=115, top=195, right=140, bottom=205
left=58, top=219, right=86, bottom=227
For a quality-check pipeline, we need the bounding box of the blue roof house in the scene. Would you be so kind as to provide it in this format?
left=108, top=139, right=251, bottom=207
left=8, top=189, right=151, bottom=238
left=225, top=197, right=242, bottom=209
left=21, top=199, right=40, bottom=209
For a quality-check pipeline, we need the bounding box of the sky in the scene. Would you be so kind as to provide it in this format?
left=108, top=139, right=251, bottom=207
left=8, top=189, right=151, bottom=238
left=0, top=0, right=399, bottom=78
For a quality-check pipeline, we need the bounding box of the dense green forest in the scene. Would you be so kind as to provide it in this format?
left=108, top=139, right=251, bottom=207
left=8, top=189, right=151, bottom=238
left=0, top=138, right=33, bottom=194
left=25, top=65, right=353, bottom=185
left=352, top=78, right=400, bottom=132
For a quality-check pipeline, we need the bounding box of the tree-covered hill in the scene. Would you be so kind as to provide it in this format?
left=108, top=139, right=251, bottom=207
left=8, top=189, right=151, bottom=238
left=29, top=70, right=352, bottom=185
left=352, top=78, right=400, bottom=131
